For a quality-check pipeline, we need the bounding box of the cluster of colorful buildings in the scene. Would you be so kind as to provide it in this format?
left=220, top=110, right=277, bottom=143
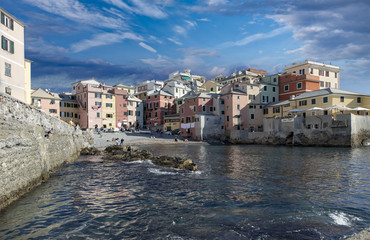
left=1, top=7, right=369, bottom=141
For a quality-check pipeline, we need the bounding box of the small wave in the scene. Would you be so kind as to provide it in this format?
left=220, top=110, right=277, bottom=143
left=125, top=160, right=154, bottom=165
left=328, top=211, right=361, bottom=226
left=148, top=168, right=178, bottom=175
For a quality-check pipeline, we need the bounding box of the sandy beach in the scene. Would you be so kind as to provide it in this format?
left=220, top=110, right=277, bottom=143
left=91, top=130, right=207, bottom=148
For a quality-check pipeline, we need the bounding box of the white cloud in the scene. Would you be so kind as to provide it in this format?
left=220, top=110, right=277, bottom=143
left=167, top=38, right=183, bottom=46
left=173, top=25, right=187, bottom=35
left=141, top=55, right=173, bottom=68
left=208, top=0, right=228, bottom=6
left=24, top=0, right=126, bottom=29
left=198, top=18, right=210, bottom=22
left=71, top=32, right=143, bottom=52
left=104, top=0, right=167, bottom=19
left=149, top=35, right=163, bottom=44
left=221, top=27, right=288, bottom=48
left=139, top=42, right=157, bottom=53
left=208, top=66, right=226, bottom=76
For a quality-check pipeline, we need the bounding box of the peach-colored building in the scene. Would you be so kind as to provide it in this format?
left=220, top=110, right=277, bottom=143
left=0, top=8, right=30, bottom=103
left=126, top=94, right=143, bottom=129
left=31, top=88, right=60, bottom=119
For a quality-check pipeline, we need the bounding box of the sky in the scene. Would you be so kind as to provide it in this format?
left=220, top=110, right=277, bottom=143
left=2, top=0, right=370, bottom=94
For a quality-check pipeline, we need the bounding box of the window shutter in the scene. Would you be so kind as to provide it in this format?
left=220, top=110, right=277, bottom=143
left=1, top=13, right=4, bottom=25
left=10, top=19, right=14, bottom=30
left=10, top=41, right=14, bottom=53
left=1, top=36, right=6, bottom=50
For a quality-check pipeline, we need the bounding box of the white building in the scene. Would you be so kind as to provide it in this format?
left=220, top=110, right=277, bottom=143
left=284, top=59, right=341, bottom=89
left=0, top=8, right=30, bottom=103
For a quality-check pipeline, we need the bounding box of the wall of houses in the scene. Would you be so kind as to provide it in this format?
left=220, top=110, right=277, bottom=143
left=0, top=94, right=93, bottom=211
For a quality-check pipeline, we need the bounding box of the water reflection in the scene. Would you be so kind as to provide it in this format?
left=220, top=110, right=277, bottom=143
left=0, top=145, right=369, bottom=239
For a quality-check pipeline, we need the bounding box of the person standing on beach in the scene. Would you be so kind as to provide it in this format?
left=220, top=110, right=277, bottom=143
left=120, top=138, right=124, bottom=145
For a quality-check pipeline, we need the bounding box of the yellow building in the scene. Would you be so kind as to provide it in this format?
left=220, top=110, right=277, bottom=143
left=264, top=88, right=370, bottom=118
left=113, top=84, right=135, bottom=95
left=102, top=91, right=116, bottom=128
left=201, top=80, right=222, bottom=93
left=59, top=93, right=80, bottom=125
left=163, top=114, right=180, bottom=132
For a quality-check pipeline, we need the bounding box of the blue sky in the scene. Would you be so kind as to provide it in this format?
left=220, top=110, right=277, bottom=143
left=2, top=0, right=370, bottom=94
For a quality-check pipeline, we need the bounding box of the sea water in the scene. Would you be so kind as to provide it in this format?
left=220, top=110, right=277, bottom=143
left=0, top=145, right=369, bottom=239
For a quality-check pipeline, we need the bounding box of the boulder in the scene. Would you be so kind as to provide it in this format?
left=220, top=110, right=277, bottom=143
left=80, top=147, right=101, bottom=155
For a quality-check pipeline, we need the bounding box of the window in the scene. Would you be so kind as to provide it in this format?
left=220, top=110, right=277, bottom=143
left=357, top=97, right=361, bottom=103
left=249, top=95, right=255, bottom=100
left=95, top=93, right=101, bottom=98
left=227, top=116, right=229, bottom=122
left=5, top=62, right=11, bottom=77
left=320, top=81, right=324, bottom=87
left=155, top=112, right=158, bottom=117
left=106, top=94, right=112, bottom=99
left=210, top=87, right=214, bottom=91
left=203, top=105, right=206, bottom=111
left=193, top=106, right=196, bottom=112
left=273, top=107, right=280, bottom=113
left=50, top=100, right=55, bottom=105
left=272, top=87, right=276, bottom=92
left=1, top=12, right=14, bottom=30
left=181, top=108, right=184, bottom=114
left=310, top=68, right=314, bottom=74
left=106, top=114, right=113, bottom=118
left=165, top=102, right=168, bottom=108
left=49, top=109, right=57, bottom=113
left=325, top=71, right=329, bottom=77
left=299, top=69, right=305, bottom=74
left=237, top=104, right=240, bottom=110
left=203, top=98, right=206, bottom=101
left=319, top=70, right=324, bottom=76
left=340, top=96, right=344, bottom=102
left=181, top=118, right=184, bottom=123
left=311, top=99, right=316, bottom=105
left=262, top=96, right=265, bottom=102
left=95, top=101, right=101, bottom=106
left=299, top=100, right=307, bottom=106
left=335, top=72, right=338, bottom=78
left=284, top=85, right=289, bottom=91
left=264, top=86, right=267, bottom=91
left=273, top=77, right=277, bottom=82
left=1, top=36, right=14, bottom=53
left=237, top=96, right=240, bottom=99
left=251, top=114, right=255, bottom=119
left=106, top=103, right=112, bottom=108
left=297, top=82, right=302, bottom=89
left=323, top=97, right=328, bottom=103
left=325, top=82, right=331, bottom=88
left=263, top=108, right=269, bottom=114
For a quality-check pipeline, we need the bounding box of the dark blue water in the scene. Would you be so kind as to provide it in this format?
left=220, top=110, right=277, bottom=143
left=0, top=145, right=369, bottom=239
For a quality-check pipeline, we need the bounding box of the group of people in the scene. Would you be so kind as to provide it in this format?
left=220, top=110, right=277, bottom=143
left=112, top=138, right=125, bottom=145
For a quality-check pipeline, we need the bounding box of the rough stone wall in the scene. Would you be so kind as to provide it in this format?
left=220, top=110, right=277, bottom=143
left=0, top=94, right=93, bottom=211
left=350, top=115, right=370, bottom=147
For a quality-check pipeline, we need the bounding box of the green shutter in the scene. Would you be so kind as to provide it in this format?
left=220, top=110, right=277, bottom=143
left=10, top=41, right=14, bottom=53
left=1, top=13, right=4, bottom=25
left=10, top=19, right=14, bottom=30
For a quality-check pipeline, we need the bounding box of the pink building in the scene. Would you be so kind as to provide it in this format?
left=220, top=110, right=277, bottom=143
left=179, top=91, right=214, bottom=139
left=31, top=88, right=60, bottom=119
left=220, top=82, right=263, bottom=131
left=75, top=82, right=104, bottom=129
left=145, top=90, right=176, bottom=130
left=110, top=88, right=128, bottom=129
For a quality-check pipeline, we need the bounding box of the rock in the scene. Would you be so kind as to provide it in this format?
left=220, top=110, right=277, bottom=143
left=80, top=145, right=198, bottom=171
left=80, top=147, right=101, bottom=155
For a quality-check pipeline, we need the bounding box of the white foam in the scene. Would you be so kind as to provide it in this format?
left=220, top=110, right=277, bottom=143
left=329, top=211, right=361, bottom=226
left=148, top=168, right=178, bottom=175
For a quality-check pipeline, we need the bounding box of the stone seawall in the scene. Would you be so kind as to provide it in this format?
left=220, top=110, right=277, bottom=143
left=0, top=94, right=93, bottom=211
left=226, top=114, right=370, bottom=147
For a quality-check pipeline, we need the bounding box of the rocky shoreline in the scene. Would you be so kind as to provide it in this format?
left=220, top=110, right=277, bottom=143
left=81, top=145, right=198, bottom=171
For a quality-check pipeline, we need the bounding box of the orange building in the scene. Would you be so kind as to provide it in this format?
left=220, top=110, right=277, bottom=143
left=279, top=74, right=320, bottom=101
